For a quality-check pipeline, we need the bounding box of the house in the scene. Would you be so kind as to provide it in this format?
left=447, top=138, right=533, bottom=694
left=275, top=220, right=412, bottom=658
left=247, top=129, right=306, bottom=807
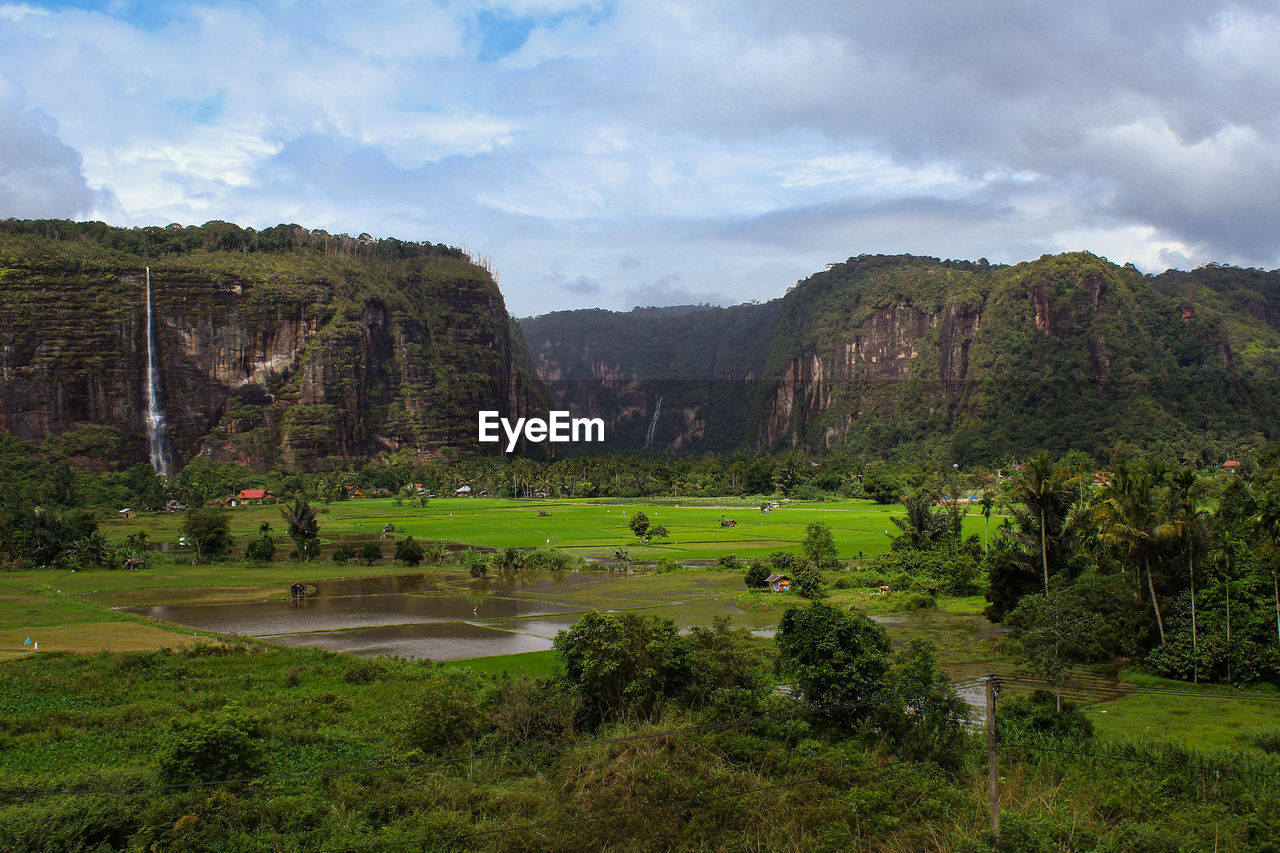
left=234, top=488, right=275, bottom=504
left=118, top=508, right=137, bottom=519
left=1222, top=460, right=1242, bottom=474
left=455, top=485, right=472, bottom=495
left=765, top=573, right=792, bottom=593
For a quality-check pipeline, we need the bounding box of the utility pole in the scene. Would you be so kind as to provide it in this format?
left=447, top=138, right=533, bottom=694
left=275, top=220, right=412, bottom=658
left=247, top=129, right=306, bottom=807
left=986, top=674, right=1001, bottom=841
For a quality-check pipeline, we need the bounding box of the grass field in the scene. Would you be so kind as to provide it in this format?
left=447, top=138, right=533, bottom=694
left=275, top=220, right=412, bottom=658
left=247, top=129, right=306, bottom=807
left=6, top=496, right=1276, bottom=753
left=102, top=496, right=997, bottom=562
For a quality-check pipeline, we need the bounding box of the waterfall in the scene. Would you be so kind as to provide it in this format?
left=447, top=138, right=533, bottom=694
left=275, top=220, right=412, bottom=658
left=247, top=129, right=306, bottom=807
left=144, top=268, right=173, bottom=477
left=644, top=394, right=663, bottom=449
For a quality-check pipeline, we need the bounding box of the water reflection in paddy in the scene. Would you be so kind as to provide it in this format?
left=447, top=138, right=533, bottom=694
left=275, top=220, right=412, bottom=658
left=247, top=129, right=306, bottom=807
left=121, top=571, right=617, bottom=659
left=261, top=621, right=555, bottom=660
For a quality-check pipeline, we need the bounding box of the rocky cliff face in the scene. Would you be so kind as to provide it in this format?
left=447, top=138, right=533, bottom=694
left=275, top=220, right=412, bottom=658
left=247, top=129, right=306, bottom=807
left=525, top=253, right=1280, bottom=459
left=520, top=303, right=781, bottom=453
left=0, top=227, right=536, bottom=470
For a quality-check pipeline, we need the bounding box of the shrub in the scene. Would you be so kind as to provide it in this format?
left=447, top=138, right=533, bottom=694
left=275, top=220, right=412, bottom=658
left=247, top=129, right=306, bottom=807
left=997, top=689, right=1094, bottom=741
left=358, top=543, right=382, bottom=566
left=901, top=593, right=937, bottom=611
left=405, top=671, right=491, bottom=754
left=654, top=557, right=682, bottom=574
left=744, top=559, right=770, bottom=589
left=395, top=536, right=425, bottom=566
left=157, top=705, right=266, bottom=784
left=1250, top=728, right=1280, bottom=754
left=331, top=544, right=354, bottom=565
left=717, top=554, right=743, bottom=573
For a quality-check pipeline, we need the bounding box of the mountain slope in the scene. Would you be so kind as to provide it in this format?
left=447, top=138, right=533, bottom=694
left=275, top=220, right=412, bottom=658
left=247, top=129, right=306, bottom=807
left=521, top=254, right=1280, bottom=461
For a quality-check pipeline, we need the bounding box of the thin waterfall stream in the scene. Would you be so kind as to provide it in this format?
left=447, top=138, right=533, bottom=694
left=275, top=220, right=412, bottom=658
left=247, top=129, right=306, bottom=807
left=144, top=267, right=173, bottom=477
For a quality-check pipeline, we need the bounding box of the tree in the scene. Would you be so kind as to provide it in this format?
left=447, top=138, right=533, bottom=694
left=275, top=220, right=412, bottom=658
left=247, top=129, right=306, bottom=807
left=791, top=564, right=826, bottom=599
left=979, top=494, right=995, bottom=552
left=359, top=543, right=382, bottom=566
left=395, top=536, right=425, bottom=566
left=1012, top=453, right=1078, bottom=596
left=1095, top=459, right=1179, bottom=645
left=1208, top=529, right=1247, bottom=683
left=331, top=544, right=354, bottom=565
left=1257, top=495, right=1280, bottom=650
left=802, top=521, right=839, bottom=571
left=181, top=507, right=233, bottom=561
left=1170, top=468, right=1206, bottom=681
left=1005, top=589, right=1103, bottom=710
left=889, top=487, right=951, bottom=550
left=243, top=521, right=275, bottom=562
left=775, top=601, right=890, bottom=716
left=628, top=511, right=651, bottom=541
left=876, top=641, right=970, bottom=766
left=280, top=495, right=320, bottom=562
left=862, top=469, right=900, bottom=504
left=648, top=524, right=669, bottom=541
left=744, top=560, right=770, bottom=589
left=554, top=611, right=690, bottom=723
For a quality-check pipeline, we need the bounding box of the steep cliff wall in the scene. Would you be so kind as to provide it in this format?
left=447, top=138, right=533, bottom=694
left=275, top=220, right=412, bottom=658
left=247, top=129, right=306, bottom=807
left=0, top=227, right=537, bottom=470
left=520, top=303, right=782, bottom=452
left=524, top=253, right=1280, bottom=459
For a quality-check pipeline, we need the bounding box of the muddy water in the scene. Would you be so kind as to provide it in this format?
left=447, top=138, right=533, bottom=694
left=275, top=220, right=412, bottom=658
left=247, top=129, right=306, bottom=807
left=121, top=571, right=611, bottom=660
left=261, top=621, right=555, bottom=660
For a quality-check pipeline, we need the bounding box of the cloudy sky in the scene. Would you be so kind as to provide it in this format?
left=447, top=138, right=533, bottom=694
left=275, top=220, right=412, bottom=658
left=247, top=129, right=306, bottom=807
left=1, top=1, right=1277, bottom=315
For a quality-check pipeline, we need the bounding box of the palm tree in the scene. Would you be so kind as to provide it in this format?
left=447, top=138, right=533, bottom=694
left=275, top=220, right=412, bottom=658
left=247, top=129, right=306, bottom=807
left=1170, top=468, right=1204, bottom=681
left=890, top=486, right=951, bottom=550
left=1094, top=460, right=1178, bottom=645
left=1208, top=530, right=1246, bottom=682
left=979, top=495, right=995, bottom=552
left=1257, top=496, right=1280, bottom=650
left=1012, top=452, right=1079, bottom=596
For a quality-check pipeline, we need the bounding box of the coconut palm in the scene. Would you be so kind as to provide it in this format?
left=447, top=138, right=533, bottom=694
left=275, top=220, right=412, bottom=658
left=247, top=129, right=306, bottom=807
left=1257, top=495, right=1280, bottom=649
left=1208, top=529, right=1247, bottom=682
left=1170, top=468, right=1206, bottom=680
left=1094, top=459, right=1179, bottom=645
left=1012, top=452, right=1080, bottom=596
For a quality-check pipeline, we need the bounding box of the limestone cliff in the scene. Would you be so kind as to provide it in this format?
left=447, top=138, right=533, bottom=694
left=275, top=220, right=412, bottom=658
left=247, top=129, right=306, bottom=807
left=0, top=223, right=537, bottom=470
left=523, top=253, right=1280, bottom=459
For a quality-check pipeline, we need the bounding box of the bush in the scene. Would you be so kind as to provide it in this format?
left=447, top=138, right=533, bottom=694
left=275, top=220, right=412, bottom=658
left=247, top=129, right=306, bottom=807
left=405, top=671, right=490, bottom=754
left=1249, top=728, right=1280, bottom=754
left=157, top=705, right=265, bottom=784
left=243, top=536, right=276, bottom=562
left=654, top=557, right=681, bottom=574
left=358, top=543, right=382, bottom=566
left=525, top=548, right=571, bottom=572
left=901, top=593, right=937, bottom=611
left=331, top=544, right=354, bottom=565
left=997, top=689, right=1094, bottom=741
left=744, top=559, right=770, bottom=589
left=395, top=536, right=425, bottom=566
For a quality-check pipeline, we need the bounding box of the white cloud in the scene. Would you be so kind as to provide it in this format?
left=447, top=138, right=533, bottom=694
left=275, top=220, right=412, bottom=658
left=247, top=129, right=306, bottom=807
left=0, top=0, right=1277, bottom=313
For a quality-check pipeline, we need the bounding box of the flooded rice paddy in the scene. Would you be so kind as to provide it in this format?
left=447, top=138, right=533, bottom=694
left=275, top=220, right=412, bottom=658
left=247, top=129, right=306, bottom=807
left=117, top=571, right=781, bottom=661
left=114, top=570, right=1003, bottom=669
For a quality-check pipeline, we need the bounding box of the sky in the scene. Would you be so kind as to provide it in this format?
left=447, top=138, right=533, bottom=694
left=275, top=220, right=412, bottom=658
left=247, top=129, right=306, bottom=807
left=1, top=1, right=1278, bottom=317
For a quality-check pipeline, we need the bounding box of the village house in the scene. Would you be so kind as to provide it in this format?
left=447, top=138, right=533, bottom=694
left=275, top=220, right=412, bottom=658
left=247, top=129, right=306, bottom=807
left=765, top=573, right=792, bottom=593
